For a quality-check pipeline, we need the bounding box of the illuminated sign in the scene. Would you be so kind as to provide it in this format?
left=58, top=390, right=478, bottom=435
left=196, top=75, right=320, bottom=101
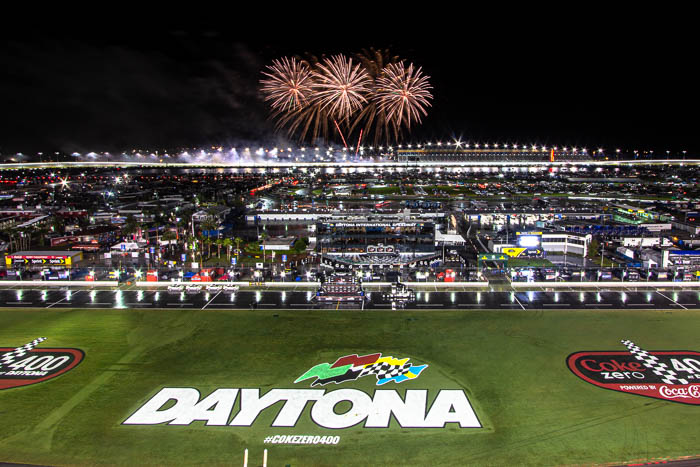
left=331, top=222, right=421, bottom=228
left=517, top=236, right=541, bottom=248
left=6, top=254, right=74, bottom=267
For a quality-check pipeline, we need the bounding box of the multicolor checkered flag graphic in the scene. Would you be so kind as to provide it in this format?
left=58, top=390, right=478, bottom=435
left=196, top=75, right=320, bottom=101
left=621, top=339, right=693, bottom=385
left=0, top=337, right=47, bottom=369
left=359, top=362, right=413, bottom=380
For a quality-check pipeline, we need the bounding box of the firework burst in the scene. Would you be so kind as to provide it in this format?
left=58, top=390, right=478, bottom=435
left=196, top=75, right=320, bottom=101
left=260, top=57, right=313, bottom=113
left=311, top=54, right=370, bottom=122
left=259, top=51, right=433, bottom=145
left=374, top=62, right=433, bottom=136
left=350, top=48, right=400, bottom=146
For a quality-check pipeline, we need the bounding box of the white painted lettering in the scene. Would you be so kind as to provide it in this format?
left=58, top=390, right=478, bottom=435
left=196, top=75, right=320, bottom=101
left=423, top=389, right=481, bottom=428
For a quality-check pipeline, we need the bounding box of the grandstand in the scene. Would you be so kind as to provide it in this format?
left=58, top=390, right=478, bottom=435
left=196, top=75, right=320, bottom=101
left=395, top=147, right=593, bottom=164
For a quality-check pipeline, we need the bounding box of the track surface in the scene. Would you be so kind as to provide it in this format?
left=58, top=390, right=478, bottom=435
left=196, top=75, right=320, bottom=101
left=1, top=287, right=700, bottom=311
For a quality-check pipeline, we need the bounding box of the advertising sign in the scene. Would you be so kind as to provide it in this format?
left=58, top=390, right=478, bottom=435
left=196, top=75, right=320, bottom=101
left=517, top=235, right=541, bottom=248
left=6, top=255, right=70, bottom=267
left=0, top=337, right=84, bottom=390
left=501, top=247, right=526, bottom=258
left=124, top=352, right=481, bottom=429
left=366, top=245, right=395, bottom=254
left=568, top=339, right=700, bottom=405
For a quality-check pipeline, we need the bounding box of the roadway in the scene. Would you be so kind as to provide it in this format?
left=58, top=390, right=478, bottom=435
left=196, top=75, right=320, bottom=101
left=2, top=287, right=700, bottom=311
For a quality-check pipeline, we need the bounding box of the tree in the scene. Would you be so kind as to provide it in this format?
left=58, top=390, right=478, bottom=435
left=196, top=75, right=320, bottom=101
left=186, top=235, right=198, bottom=264
left=204, top=235, right=212, bottom=260
left=162, top=230, right=177, bottom=256
left=51, top=216, right=65, bottom=234
left=234, top=237, right=243, bottom=258
left=17, top=227, right=32, bottom=250
left=35, top=225, right=50, bottom=247
left=152, top=220, right=162, bottom=246
left=0, top=228, right=16, bottom=252
left=587, top=238, right=601, bottom=265
left=122, top=214, right=139, bottom=239
left=259, top=232, right=269, bottom=262
left=223, top=238, right=233, bottom=261
left=201, top=218, right=218, bottom=259
left=215, top=238, right=223, bottom=259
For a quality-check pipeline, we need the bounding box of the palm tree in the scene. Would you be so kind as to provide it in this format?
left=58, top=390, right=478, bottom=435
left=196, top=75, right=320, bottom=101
left=259, top=232, right=269, bottom=262
left=51, top=216, right=65, bottom=234
left=162, top=230, right=177, bottom=256
left=201, top=218, right=218, bottom=259
left=223, top=238, right=233, bottom=262
left=122, top=214, right=139, bottom=240
left=234, top=237, right=243, bottom=257
left=1, top=228, right=17, bottom=252
left=204, top=235, right=214, bottom=259
left=215, top=238, right=224, bottom=259
left=186, top=235, right=197, bottom=264
left=35, top=225, right=50, bottom=247
left=152, top=221, right=162, bottom=246
left=18, top=227, right=32, bottom=250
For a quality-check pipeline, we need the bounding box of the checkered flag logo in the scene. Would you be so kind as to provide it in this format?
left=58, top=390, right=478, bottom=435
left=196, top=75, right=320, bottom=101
left=360, top=362, right=413, bottom=380
left=621, top=339, right=692, bottom=385
left=0, top=337, right=47, bottom=369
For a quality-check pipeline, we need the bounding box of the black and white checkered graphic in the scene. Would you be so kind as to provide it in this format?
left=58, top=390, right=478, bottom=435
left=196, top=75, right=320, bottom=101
left=359, top=362, right=412, bottom=381
left=0, top=337, right=47, bottom=369
left=621, top=339, right=692, bottom=385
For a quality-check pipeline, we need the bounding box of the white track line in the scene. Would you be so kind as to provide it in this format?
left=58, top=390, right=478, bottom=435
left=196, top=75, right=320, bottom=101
left=201, top=291, right=222, bottom=310
left=655, top=291, right=687, bottom=310
left=513, top=296, right=526, bottom=310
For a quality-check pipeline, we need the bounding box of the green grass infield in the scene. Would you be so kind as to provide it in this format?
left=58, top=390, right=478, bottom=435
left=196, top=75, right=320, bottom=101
left=0, top=307, right=699, bottom=466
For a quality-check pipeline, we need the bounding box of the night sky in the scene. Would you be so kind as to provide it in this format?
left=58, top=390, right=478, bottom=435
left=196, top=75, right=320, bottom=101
left=1, top=18, right=695, bottom=155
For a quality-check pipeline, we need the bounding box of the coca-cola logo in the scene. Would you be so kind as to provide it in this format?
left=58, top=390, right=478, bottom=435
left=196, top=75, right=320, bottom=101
left=659, top=385, right=700, bottom=399
left=568, top=340, right=700, bottom=406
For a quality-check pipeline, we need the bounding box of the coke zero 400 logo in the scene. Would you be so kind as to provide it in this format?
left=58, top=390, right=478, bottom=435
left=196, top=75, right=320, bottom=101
left=0, top=337, right=84, bottom=390
left=568, top=340, right=700, bottom=405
